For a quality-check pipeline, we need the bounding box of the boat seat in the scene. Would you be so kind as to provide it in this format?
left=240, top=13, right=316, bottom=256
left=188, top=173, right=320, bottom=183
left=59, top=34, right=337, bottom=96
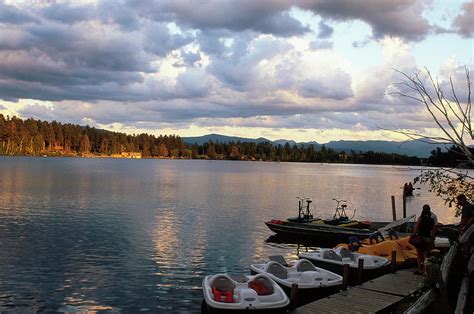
left=248, top=276, right=274, bottom=295
left=322, top=250, right=343, bottom=262
left=296, top=259, right=317, bottom=272
left=269, top=255, right=289, bottom=266
left=266, top=262, right=288, bottom=279
left=339, top=248, right=356, bottom=261
left=210, top=275, right=235, bottom=292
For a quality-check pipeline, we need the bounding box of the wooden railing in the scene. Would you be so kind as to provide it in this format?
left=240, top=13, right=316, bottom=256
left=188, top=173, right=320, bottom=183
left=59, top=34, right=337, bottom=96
left=405, top=224, right=474, bottom=314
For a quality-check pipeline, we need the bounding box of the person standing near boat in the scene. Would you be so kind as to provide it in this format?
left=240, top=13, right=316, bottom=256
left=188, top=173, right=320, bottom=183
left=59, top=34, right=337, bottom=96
left=457, top=194, right=474, bottom=235
left=413, top=204, right=436, bottom=275
left=403, top=182, right=414, bottom=197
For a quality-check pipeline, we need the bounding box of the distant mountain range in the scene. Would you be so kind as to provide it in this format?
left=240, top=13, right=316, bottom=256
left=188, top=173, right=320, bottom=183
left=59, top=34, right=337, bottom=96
left=182, top=133, right=449, bottom=158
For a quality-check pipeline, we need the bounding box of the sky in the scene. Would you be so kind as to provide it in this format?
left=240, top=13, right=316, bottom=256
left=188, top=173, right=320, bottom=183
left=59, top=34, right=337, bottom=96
left=0, top=0, right=472, bottom=143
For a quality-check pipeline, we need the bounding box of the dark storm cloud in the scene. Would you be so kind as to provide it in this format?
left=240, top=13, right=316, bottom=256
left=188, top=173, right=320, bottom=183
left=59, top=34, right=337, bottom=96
left=41, top=2, right=95, bottom=24
left=97, top=0, right=142, bottom=30
left=453, top=2, right=474, bottom=37
left=140, top=0, right=310, bottom=37
left=317, top=20, right=333, bottom=39
left=298, top=0, right=431, bottom=41
left=143, top=21, right=193, bottom=56
left=0, top=1, right=37, bottom=24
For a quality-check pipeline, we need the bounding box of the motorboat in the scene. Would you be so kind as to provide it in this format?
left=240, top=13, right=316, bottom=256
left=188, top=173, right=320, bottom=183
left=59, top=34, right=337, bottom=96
left=265, top=220, right=375, bottom=247
left=298, top=247, right=390, bottom=284
left=286, top=198, right=370, bottom=228
left=249, top=259, right=342, bottom=303
left=202, top=273, right=289, bottom=312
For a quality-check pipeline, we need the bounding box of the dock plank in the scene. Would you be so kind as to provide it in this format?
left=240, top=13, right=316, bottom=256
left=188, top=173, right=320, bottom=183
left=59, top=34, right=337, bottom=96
left=356, top=270, right=424, bottom=297
left=293, top=287, right=403, bottom=313
left=292, top=269, right=425, bottom=313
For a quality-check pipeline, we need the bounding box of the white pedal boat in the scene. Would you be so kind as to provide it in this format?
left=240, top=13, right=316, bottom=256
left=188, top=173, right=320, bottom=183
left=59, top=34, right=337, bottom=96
left=202, top=273, right=289, bottom=312
left=249, top=259, right=342, bottom=290
left=298, top=247, right=390, bottom=283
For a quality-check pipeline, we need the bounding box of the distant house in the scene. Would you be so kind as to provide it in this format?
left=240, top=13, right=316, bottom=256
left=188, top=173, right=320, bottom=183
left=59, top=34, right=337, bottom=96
left=121, top=152, right=142, bottom=159
left=111, top=152, right=142, bottom=159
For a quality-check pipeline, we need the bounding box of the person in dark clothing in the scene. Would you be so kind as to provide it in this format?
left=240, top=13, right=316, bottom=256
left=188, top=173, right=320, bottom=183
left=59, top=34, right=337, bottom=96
left=403, top=182, right=414, bottom=197
left=457, top=194, right=474, bottom=234
left=413, top=204, right=436, bottom=274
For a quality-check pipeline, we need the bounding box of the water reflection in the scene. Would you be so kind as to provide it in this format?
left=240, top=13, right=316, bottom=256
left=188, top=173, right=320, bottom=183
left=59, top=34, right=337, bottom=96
left=0, top=158, right=465, bottom=312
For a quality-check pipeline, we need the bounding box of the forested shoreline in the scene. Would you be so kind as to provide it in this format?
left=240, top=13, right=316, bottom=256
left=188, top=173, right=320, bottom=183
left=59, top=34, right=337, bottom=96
left=0, top=114, right=423, bottom=165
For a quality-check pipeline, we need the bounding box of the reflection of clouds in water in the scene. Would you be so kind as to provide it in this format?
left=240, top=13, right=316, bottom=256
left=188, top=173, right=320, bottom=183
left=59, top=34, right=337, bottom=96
left=0, top=158, right=464, bottom=312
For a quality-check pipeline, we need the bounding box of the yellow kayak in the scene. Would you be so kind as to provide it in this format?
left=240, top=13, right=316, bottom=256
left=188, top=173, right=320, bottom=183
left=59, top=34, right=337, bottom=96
left=336, top=237, right=417, bottom=266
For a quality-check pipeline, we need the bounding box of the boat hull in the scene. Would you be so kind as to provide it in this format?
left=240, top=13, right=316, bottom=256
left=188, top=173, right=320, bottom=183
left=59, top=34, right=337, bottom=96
left=265, top=221, right=373, bottom=247
left=202, top=300, right=288, bottom=313
left=298, top=258, right=390, bottom=285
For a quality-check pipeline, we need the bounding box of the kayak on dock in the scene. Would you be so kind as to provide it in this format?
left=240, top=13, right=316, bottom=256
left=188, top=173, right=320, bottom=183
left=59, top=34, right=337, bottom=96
left=335, top=236, right=417, bottom=267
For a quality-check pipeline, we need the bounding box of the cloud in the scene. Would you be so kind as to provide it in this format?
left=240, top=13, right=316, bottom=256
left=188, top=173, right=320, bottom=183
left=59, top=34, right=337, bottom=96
left=148, top=0, right=310, bottom=37
left=299, top=0, right=432, bottom=41
left=143, top=21, right=193, bottom=56
left=0, top=0, right=470, bottom=141
left=298, top=72, right=353, bottom=100
left=317, top=20, right=333, bottom=39
left=452, top=2, right=474, bottom=37
left=309, top=40, right=333, bottom=50
left=0, top=1, right=36, bottom=24
left=352, top=39, right=370, bottom=48
left=41, top=2, right=95, bottom=24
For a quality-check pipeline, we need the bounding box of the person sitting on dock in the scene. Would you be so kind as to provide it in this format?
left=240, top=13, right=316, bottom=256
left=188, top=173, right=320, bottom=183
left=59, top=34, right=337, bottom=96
left=457, top=194, right=474, bottom=235
left=413, top=204, right=436, bottom=275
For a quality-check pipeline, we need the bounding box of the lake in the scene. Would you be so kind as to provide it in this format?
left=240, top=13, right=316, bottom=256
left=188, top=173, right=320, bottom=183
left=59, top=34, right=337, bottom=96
left=0, top=157, right=458, bottom=312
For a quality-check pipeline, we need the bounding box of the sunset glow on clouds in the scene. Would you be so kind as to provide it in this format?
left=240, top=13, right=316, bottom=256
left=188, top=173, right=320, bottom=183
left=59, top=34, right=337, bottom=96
left=0, top=0, right=472, bottom=143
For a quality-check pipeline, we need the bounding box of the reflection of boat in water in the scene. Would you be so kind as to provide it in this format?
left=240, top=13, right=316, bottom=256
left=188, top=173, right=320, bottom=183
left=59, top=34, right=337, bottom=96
left=298, top=247, right=390, bottom=284
left=202, top=273, right=289, bottom=312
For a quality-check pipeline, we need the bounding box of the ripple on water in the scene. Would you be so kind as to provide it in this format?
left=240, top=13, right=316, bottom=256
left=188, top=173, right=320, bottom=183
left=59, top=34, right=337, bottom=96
left=0, top=158, right=461, bottom=312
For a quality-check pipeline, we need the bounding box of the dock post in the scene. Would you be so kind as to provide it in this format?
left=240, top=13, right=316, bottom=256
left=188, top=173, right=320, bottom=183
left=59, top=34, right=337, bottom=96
left=290, top=283, right=298, bottom=309
left=402, top=195, right=407, bottom=218
left=357, top=258, right=365, bottom=284
left=391, top=250, right=397, bottom=273
left=391, top=196, right=397, bottom=221
left=342, top=264, right=349, bottom=290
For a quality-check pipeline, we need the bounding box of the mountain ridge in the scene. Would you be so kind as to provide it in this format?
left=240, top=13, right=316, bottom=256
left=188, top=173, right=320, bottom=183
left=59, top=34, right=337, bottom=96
left=182, top=134, right=448, bottom=158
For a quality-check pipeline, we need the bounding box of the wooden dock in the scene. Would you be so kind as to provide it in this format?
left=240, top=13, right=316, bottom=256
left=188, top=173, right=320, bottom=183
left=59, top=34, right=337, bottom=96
left=292, top=269, right=425, bottom=313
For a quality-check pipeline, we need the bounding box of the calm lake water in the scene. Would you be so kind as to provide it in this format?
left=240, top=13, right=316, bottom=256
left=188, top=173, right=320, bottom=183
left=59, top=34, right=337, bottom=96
left=0, top=157, right=458, bottom=312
